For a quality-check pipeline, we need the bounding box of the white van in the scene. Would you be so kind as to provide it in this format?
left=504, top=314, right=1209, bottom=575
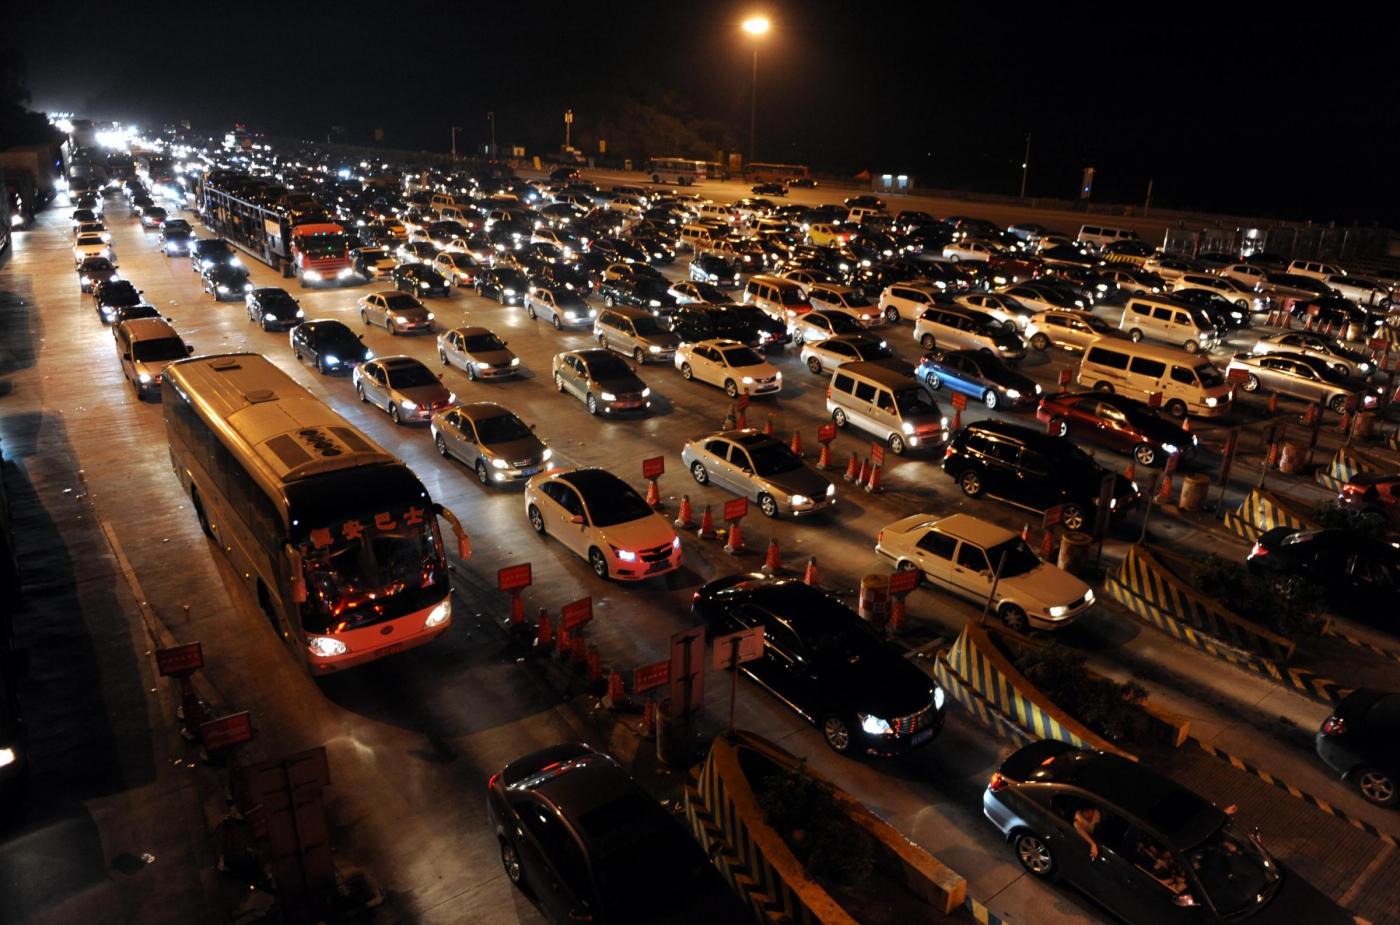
left=115, top=317, right=191, bottom=400
left=1077, top=225, right=1140, bottom=252
left=1118, top=295, right=1221, bottom=354
left=1077, top=338, right=1232, bottom=418
left=679, top=223, right=723, bottom=253
left=698, top=202, right=736, bottom=225
left=1287, top=259, right=1346, bottom=282
left=826, top=361, right=947, bottom=455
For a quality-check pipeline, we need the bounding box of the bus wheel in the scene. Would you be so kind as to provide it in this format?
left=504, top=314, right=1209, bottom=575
left=192, top=489, right=213, bottom=538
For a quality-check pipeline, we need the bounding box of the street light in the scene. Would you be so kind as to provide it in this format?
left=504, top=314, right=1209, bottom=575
left=741, top=15, right=770, bottom=167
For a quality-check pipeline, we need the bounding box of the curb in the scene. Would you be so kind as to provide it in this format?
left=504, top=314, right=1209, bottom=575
left=1320, top=622, right=1400, bottom=666
left=1189, top=737, right=1399, bottom=849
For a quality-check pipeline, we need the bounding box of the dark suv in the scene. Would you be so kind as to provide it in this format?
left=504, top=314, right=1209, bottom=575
left=691, top=575, right=945, bottom=757
left=942, top=420, right=1138, bottom=531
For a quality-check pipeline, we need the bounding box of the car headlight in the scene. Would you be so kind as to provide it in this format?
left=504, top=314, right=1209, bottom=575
left=307, top=636, right=348, bottom=658
left=81, top=276, right=90, bottom=284
left=790, top=494, right=812, bottom=507
left=323, top=354, right=339, bottom=366
left=565, top=311, right=581, bottom=320
left=641, top=387, right=652, bottom=397
left=395, top=315, right=410, bottom=324
left=491, top=457, right=509, bottom=469
left=742, top=376, right=754, bottom=384
left=510, top=357, right=521, bottom=366
left=858, top=713, right=894, bottom=736
left=420, top=281, right=431, bottom=289
left=1360, top=362, right=1372, bottom=372
left=217, top=285, right=230, bottom=293
left=0, top=746, right=15, bottom=768
left=425, top=600, right=451, bottom=628
left=1161, top=443, right=1180, bottom=455
left=941, top=416, right=950, bottom=428
left=542, top=448, right=553, bottom=461
left=138, top=373, right=152, bottom=384
left=363, top=349, right=374, bottom=360
left=599, top=391, right=617, bottom=401
left=648, top=344, right=662, bottom=353
left=610, top=545, right=638, bottom=562
left=303, top=269, right=323, bottom=281
left=1206, top=397, right=1219, bottom=407
left=296, top=310, right=304, bottom=318
left=649, top=299, right=661, bottom=307
left=902, top=422, right=916, bottom=435
left=229, top=256, right=242, bottom=267
left=426, top=312, right=435, bottom=321
left=1048, top=605, right=1069, bottom=618
left=672, top=535, right=682, bottom=550
left=504, top=288, right=517, bottom=296
left=934, top=687, right=946, bottom=711
left=264, top=313, right=278, bottom=322
left=1005, top=389, right=1022, bottom=400
left=1084, top=589, right=1095, bottom=605
left=400, top=400, right=418, bottom=411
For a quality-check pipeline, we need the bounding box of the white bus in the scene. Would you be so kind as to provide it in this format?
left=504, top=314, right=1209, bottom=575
left=162, top=353, right=471, bottom=674
left=645, top=157, right=706, bottom=185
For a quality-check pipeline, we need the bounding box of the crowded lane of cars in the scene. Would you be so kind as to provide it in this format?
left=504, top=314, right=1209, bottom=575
left=58, top=143, right=1400, bottom=925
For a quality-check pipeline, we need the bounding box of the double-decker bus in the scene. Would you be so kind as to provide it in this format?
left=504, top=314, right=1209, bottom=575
left=644, top=157, right=707, bottom=185
left=162, top=353, right=471, bottom=673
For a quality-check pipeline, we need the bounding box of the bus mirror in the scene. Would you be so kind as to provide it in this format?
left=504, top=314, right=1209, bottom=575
left=434, top=504, right=472, bottom=560
left=286, top=545, right=308, bottom=603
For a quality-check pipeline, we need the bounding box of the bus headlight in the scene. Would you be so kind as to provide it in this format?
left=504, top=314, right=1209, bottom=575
left=425, top=600, right=451, bottom=628
left=307, top=636, right=348, bottom=658
left=303, top=269, right=323, bottom=281
left=337, top=267, right=354, bottom=279
left=0, top=746, right=15, bottom=768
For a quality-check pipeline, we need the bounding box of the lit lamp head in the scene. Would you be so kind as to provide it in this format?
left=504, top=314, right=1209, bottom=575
left=742, top=15, right=770, bottom=36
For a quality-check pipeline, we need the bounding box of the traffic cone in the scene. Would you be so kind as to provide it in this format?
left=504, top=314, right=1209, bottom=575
left=1123, top=461, right=1136, bottom=483
left=586, top=645, right=603, bottom=682
left=555, top=624, right=571, bottom=659
left=534, top=609, right=554, bottom=651
left=697, top=504, right=716, bottom=538
left=888, top=595, right=908, bottom=635
left=1303, top=403, right=1319, bottom=426
left=509, top=593, right=525, bottom=628
left=1266, top=393, right=1278, bottom=415
left=604, top=670, right=627, bottom=710
left=725, top=519, right=746, bottom=555
left=674, top=494, right=695, bottom=530
left=864, top=463, right=882, bottom=493
left=1180, top=416, right=1191, bottom=433
left=1265, top=443, right=1280, bottom=470
left=763, top=417, right=774, bottom=436
left=1156, top=474, right=1174, bottom=504
left=736, top=407, right=748, bottom=429
left=1039, top=528, right=1055, bottom=560
left=1165, top=452, right=1179, bottom=474
left=638, top=699, right=657, bottom=739
left=951, top=409, right=962, bottom=432
left=790, top=430, right=803, bottom=456
left=1339, top=409, right=1351, bottom=432
left=762, top=537, right=780, bottom=574
left=817, top=441, right=831, bottom=470
left=645, top=477, right=661, bottom=508
left=803, top=557, right=820, bottom=586
left=856, top=456, right=870, bottom=488
left=843, top=452, right=859, bottom=482
left=1020, top=524, right=1030, bottom=542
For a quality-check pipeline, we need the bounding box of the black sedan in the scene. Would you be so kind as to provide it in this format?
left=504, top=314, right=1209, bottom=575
left=77, top=256, right=120, bottom=292
left=984, top=740, right=1351, bottom=925
left=691, top=575, right=946, bottom=756
left=245, top=287, right=304, bottom=331
left=751, top=181, right=787, bottom=196
left=1316, top=688, right=1399, bottom=807
left=190, top=238, right=240, bottom=271
left=201, top=263, right=253, bottom=301
left=599, top=276, right=676, bottom=314
left=714, top=303, right=790, bottom=350
left=392, top=263, right=450, bottom=298
left=667, top=305, right=760, bottom=348
left=93, top=280, right=145, bottom=323
left=289, top=319, right=374, bottom=375
left=529, top=263, right=593, bottom=296
left=915, top=348, right=1041, bottom=411
left=476, top=267, right=529, bottom=305
left=486, top=743, right=742, bottom=925
left=1247, top=527, right=1399, bottom=630
left=689, top=254, right=742, bottom=287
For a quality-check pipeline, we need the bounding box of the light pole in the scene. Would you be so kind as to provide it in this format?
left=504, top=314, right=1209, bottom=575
left=451, top=126, right=461, bottom=160
left=1019, top=132, right=1031, bottom=199
left=487, top=111, right=496, bottom=159
left=564, top=109, right=573, bottom=152
left=741, top=15, right=770, bottom=167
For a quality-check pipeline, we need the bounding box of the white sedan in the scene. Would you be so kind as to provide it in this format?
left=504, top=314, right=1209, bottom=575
left=790, top=308, right=865, bottom=346
left=675, top=338, right=782, bottom=398
left=524, top=467, right=681, bottom=581
left=799, top=333, right=893, bottom=376
left=73, top=233, right=111, bottom=264
left=874, top=512, right=1094, bottom=633
left=941, top=239, right=997, bottom=263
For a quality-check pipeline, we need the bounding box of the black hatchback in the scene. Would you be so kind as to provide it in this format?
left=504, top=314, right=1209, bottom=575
left=486, top=743, right=742, bottom=925
left=942, top=420, right=1138, bottom=532
left=392, top=262, right=450, bottom=298
left=289, top=319, right=373, bottom=375
left=1247, top=527, right=1399, bottom=631
left=691, top=575, right=945, bottom=757
left=1316, top=688, right=1399, bottom=807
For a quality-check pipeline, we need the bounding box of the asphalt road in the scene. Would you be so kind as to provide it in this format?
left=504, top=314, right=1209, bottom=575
left=2, top=177, right=1395, bottom=925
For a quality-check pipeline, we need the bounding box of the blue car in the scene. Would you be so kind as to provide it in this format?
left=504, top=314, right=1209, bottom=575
left=916, top=348, right=1041, bottom=411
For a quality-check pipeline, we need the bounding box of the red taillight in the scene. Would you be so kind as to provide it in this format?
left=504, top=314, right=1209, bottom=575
left=1321, top=716, right=1346, bottom=736
left=944, top=445, right=955, bottom=459
left=1249, top=543, right=1268, bottom=558
left=988, top=772, right=1009, bottom=792
left=488, top=771, right=501, bottom=790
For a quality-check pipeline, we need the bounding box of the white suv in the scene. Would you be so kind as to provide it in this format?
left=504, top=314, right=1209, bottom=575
left=878, top=282, right=943, bottom=324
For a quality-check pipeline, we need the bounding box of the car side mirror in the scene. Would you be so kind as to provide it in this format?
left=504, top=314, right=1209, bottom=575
left=285, top=545, right=308, bottom=603
left=570, top=514, right=585, bottom=525
left=186, top=344, right=195, bottom=354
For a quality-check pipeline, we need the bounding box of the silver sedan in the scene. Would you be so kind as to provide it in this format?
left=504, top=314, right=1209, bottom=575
left=1227, top=353, right=1369, bottom=412
left=680, top=430, right=836, bottom=518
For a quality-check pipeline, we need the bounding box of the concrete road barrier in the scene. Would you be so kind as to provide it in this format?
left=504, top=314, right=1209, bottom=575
left=1315, top=446, right=1385, bottom=491
left=1222, top=488, right=1318, bottom=543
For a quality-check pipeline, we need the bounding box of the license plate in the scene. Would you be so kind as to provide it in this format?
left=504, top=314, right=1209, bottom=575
left=614, top=400, right=641, bottom=409
left=519, top=465, right=540, bottom=476
left=911, top=727, right=935, bottom=747
left=375, top=640, right=408, bottom=659
left=645, top=559, right=670, bottom=573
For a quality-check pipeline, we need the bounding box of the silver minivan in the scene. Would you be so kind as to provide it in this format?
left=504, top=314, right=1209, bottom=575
left=826, top=361, right=947, bottom=455
left=1119, top=296, right=1220, bottom=354
left=594, top=306, right=681, bottom=364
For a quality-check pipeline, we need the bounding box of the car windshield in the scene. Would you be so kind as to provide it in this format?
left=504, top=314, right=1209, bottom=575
left=780, top=288, right=808, bottom=305
left=1194, top=363, right=1225, bottom=387
left=260, top=291, right=298, bottom=311
left=299, top=509, right=446, bottom=631
left=632, top=316, right=668, bottom=336
left=587, top=354, right=635, bottom=379
left=894, top=387, right=935, bottom=415
left=199, top=241, right=234, bottom=257
left=842, top=291, right=873, bottom=307
left=474, top=413, right=531, bottom=444
left=464, top=333, right=506, bottom=352
left=824, top=312, right=862, bottom=333
left=383, top=293, right=421, bottom=311
left=985, top=538, right=1042, bottom=577
left=580, top=479, right=654, bottom=527
left=132, top=337, right=186, bottom=362
left=386, top=364, right=438, bottom=388
left=747, top=441, right=804, bottom=476
left=721, top=347, right=764, bottom=367
left=1185, top=827, right=1279, bottom=916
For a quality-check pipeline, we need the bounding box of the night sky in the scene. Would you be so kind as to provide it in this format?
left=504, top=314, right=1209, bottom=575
left=9, top=1, right=1399, bottom=225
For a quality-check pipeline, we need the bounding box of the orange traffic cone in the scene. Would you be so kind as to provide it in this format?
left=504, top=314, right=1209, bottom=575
left=555, top=624, right=571, bottom=659
left=762, top=537, right=780, bottom=573
left=1303, top=403, right=1319, bottom=426
left=697, top=504, right=716, bottom=539
left=1020, top=523, right=1030, bottom=542
left=534, top=611, right=554, bottom=651
left=604, top=670, right=627, bottom=710
left=843, top=452, right=859, bottom=482
left=888, top=595, right=908, bottom=635
left=725, top=519, right=746, bottom=555
left=1156, top=474, right=1174, bottom=504
left=856, top=456, right=870, bottom=488
left=1123, top=461, right=1136, bottom=483
left=1180, top=416, right=1191, bottom=433
left=1039, top=529, right=1055, bottom=560
left=638, top=699, right=657, bottom=739
left=586, top=645, right=603, bottom=682
left=645, top=477, right=661, bottom=508
left=1266, top=393, right=1278, bottom=415
left=951, top=409, right=962, bottom=432
left=790, top=430, right=803, bottom=456
left=817, top=441, right=831, bottom=469
left=1265, top=443, right=1280, bottom=470
left=1164, top=452, right=1179, bottom=474
left=763, top=417, right=775, bottom=436
left=803, top=557, right=820, bottom=586
left=864, top=462, right=882, bottom=493
left=1339, top=409, right=1351, bottom=432
left=674, top=494, right=695, bottom=530
left=509, top=593, right=526, bottom=628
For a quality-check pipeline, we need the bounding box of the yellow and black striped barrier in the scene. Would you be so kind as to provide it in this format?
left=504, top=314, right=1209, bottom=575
left=1190, top=737, right=1398, bottom=849
left=1222, top=488, right=1318, bottom=543
left=1315, top=446, right=1384, bottom=492
left=1110, top=545, right=1295, bottom=660
left=963, top=896, right=1015, bottom=925
left=932, top=654, right=1037, bottom=749
left=1321, top=622, right=1400, bottom=666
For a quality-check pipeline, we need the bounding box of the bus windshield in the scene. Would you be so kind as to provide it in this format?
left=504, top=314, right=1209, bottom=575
left=300, top=508, right=446, bottom=631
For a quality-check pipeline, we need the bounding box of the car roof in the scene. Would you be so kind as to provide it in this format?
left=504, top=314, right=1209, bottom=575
left=457, top=401, right=511, bottom=420
left=697, top=338, right=748, bottom=349
left=119, top=317, right=179, bottom=339
left=380, top=355, right=427, bottom=371
left=556, top=467, right=627, bottom=496
left=927, top=513, right=1014, bottom=546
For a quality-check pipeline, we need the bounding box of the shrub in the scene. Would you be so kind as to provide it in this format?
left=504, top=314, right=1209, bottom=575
left=759, top=761, right=874, bottom=886
left=1313, top=502, right=1388, bottom=540
left=1191, top=554, right=1325, bottom=638
left=1013, top=644, right=1148, bottom=743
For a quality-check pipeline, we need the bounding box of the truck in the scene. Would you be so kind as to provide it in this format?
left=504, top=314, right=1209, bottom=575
left=0, top=142, right=67, bottom=221
left=201, top=183, right=354, bottom=286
